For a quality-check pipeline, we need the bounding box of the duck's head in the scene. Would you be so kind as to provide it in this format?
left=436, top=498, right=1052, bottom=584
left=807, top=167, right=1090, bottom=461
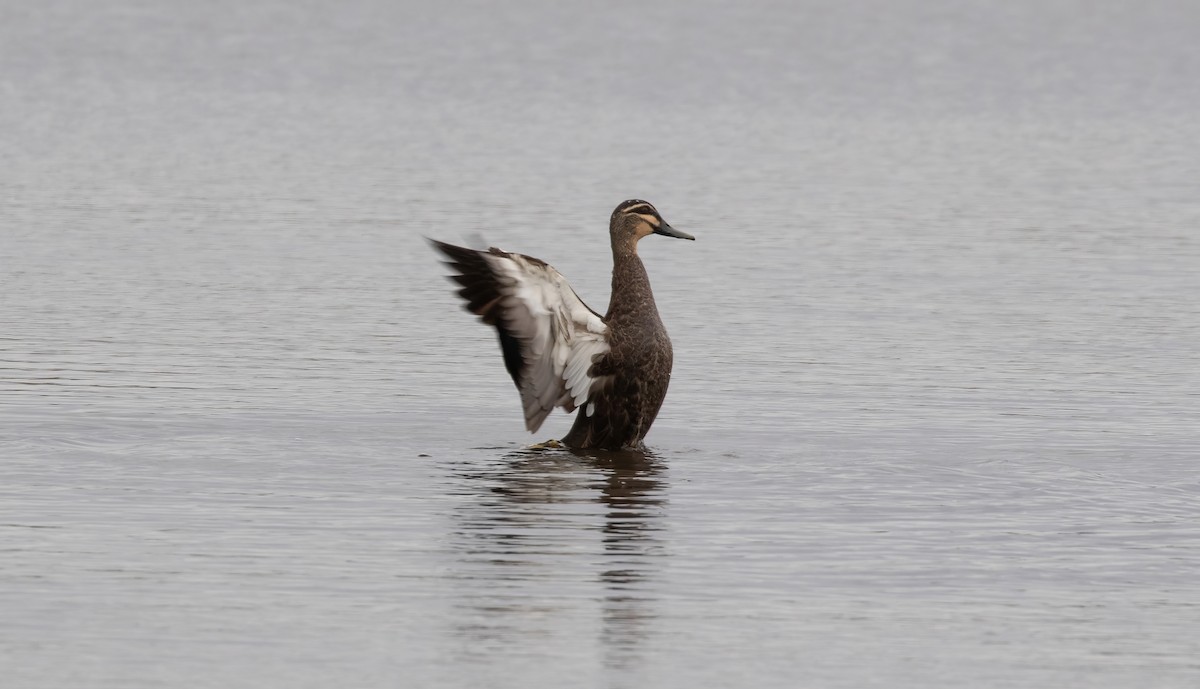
left=610, top=200, right=695, bottom=251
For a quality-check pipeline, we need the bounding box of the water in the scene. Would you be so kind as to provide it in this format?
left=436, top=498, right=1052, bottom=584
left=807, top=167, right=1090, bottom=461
left=3, top=1, right=1200, bottom=686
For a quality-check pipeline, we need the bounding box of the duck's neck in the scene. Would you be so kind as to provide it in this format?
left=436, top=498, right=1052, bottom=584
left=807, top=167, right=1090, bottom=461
left=608, top=243, right=660, bottom=324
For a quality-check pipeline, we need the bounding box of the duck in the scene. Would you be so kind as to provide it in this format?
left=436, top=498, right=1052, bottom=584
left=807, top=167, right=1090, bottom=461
left=430, top=199, right=694, bottom=451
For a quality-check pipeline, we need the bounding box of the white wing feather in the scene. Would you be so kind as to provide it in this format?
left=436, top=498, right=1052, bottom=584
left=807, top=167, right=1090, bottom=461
left=483, top=252, right=610, bottom=432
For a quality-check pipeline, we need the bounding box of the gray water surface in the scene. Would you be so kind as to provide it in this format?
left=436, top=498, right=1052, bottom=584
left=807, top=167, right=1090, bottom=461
left=3, top=1, right=1200, bottom=687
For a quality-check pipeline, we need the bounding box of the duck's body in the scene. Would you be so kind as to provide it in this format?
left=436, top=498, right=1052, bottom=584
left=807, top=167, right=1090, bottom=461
left=431, top=200, right=693, bottom=451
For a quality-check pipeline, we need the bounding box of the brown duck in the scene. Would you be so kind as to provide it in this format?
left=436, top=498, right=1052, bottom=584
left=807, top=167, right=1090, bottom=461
left=431, top=200, right=694, bottom=450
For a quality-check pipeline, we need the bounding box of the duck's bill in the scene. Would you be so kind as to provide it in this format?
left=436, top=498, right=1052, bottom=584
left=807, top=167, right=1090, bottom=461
left=654, top=222, right=695, bottom=240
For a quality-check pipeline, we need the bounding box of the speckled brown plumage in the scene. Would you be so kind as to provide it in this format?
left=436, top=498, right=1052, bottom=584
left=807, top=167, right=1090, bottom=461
left=431, top=199, right=693, bottom=451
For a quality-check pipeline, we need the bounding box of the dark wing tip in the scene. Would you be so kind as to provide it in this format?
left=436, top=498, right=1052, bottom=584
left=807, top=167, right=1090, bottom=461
left=428, top=237, right=476, bottom=262
left=430, top=239, right=529, bottom=394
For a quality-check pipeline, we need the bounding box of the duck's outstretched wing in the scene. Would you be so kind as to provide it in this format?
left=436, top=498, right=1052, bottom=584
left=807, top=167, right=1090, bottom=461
left=431, top=239, right=612, bottom=433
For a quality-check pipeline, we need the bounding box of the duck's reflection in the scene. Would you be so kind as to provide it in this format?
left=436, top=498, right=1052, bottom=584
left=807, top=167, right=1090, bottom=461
left=446, top=446, right=667, bottom=669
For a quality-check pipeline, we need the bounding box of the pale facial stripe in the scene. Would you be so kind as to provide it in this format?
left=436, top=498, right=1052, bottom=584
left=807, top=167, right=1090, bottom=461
left=620, top=202, right=656, bottom=215
left=632, top=212, right=661, bottom=227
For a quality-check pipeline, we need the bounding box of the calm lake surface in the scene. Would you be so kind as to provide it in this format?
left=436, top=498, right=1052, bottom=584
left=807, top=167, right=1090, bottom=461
left=3, top=1, right=1199, bottom=687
